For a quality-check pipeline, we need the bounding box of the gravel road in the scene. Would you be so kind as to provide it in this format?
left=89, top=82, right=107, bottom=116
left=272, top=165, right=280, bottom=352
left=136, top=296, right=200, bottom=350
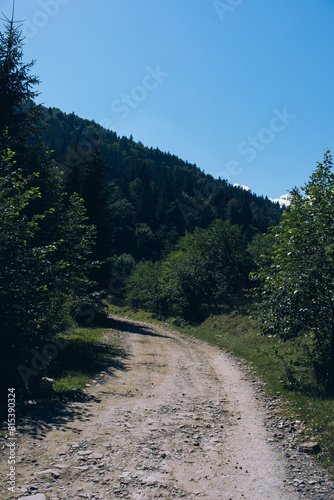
left=1, top=316, right=334, bottom=499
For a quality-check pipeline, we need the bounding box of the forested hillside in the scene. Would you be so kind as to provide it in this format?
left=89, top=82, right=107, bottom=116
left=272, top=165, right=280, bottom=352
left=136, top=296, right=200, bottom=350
left=38, top=106, right=282, bottom=266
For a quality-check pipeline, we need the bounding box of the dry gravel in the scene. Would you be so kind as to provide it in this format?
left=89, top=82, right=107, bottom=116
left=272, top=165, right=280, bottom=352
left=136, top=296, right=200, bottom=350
left=1, top=315, right=334, bottom=500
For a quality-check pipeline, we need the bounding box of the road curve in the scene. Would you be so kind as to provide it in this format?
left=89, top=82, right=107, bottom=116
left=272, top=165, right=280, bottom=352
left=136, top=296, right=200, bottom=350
left=1, top=315, right=332, bottom=499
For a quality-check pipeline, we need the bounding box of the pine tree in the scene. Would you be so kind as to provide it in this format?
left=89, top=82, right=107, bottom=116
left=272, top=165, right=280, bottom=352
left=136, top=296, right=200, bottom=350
left=0, top=0, right=40, bottom=152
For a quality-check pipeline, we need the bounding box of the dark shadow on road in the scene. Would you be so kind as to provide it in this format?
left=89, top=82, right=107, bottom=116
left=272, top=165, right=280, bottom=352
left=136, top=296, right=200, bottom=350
left=8, top=327, right=130, bottom=441
left=16, top=392, right=112, bottom=441
left=3, top=317, right=175, bottom=441
left=14, top=353, right=129, bottom=441
left=109, top=315, right=176, bottom=340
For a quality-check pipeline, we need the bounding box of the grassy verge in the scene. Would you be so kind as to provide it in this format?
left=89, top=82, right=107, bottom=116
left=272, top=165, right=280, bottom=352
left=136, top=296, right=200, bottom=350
left=109, top=305, right=334, bottom=477
left=3, top=325, right=125, bottom=409
left=1, top=324, right=126, bottom=439
left=45, top=326, right=126, bottom=397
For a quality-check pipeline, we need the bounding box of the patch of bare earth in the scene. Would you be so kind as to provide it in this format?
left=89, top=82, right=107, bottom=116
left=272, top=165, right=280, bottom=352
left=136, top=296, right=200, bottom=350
left=1, top=316, right=334, bottom=499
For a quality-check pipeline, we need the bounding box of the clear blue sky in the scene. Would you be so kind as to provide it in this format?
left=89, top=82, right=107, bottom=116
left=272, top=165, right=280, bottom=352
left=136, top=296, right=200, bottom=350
left=3, top=0, right=334, bottom=200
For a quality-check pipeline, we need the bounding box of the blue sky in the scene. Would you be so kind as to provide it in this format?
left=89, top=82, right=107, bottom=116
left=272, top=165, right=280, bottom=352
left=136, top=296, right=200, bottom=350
left=3, top=0, right=334, bottom=199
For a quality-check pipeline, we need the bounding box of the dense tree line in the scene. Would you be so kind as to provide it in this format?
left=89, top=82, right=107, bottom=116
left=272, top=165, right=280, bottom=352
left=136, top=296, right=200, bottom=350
left=0, top=12, right=95, bottom=394
left=37, top=107, right=283, bottom=274
left=36, top=108, right=284, bottom=324
left=252, top=151, right=334, bottom=393
left=126, top=220, right=252, bottom=320
left=125, top=151, right=334, bottom=394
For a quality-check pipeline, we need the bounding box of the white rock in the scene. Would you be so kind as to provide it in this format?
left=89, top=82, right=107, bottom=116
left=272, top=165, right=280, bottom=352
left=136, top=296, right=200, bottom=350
left=88, top=452, right=104, bottom=459
left=35, top=469, right=61, bottom=478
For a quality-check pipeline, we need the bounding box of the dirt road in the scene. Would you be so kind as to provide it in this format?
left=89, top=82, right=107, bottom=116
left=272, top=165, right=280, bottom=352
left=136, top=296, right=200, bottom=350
left=1, top=316, right=334, bottom=499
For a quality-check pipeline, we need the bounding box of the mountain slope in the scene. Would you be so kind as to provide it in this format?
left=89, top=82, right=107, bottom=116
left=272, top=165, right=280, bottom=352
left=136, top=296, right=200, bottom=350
left=38, top=107, right=282, bottom=263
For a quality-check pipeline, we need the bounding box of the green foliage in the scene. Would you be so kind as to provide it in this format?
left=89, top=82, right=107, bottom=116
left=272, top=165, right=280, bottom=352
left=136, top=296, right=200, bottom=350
left=0, top=13, right=96, bottom=394
left=0, top=5, right=284, bottom=405
left=253, top=150, right=334, bottom=392
left=38, top=106, right=282, bottom=263
left=0, top=147, right=44, bottom=347
left=106, top=253, right=136, bottom=300
left=0, top=11, right=40, bottom=153
left=47, top=327, right=125, bottom=397
left=64, top=146, right=111, bottom=269
left=159, top=220, right=252, bottom=319
left=0, top=142, right=96, bottom=391
left=109, top=253, right=136, bottom=278
left=127, top=220, right=252, bottom=320
left=126, top=260, right=162, bottom=309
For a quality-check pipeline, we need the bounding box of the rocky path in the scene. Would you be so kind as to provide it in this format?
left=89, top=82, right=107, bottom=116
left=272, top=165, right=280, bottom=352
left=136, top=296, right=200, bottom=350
left=1, top=316, right=334, bottom=499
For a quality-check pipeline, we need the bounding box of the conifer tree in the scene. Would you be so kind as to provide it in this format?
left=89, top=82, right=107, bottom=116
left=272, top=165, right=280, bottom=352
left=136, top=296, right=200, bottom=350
left=0, top=0, right=40, bottom=152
